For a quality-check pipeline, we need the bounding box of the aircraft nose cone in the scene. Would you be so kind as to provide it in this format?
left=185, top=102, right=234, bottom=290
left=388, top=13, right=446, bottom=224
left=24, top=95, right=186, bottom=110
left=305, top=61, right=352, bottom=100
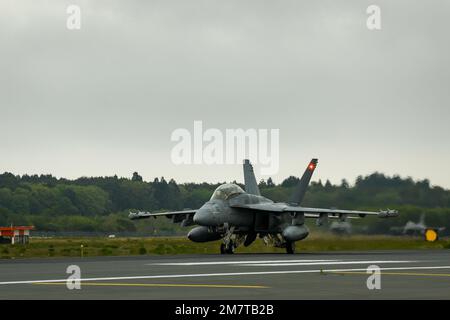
left=193, top=204, right=217, bottom=226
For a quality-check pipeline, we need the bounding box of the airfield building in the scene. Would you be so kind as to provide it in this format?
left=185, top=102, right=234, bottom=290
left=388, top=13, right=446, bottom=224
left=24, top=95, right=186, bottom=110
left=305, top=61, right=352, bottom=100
left=0, top=226, right=34, bottom=244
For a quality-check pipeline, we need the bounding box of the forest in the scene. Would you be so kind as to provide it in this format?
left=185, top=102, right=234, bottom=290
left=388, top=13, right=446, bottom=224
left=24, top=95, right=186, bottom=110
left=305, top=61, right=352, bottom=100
left=0, top=171, right=449, bottom=235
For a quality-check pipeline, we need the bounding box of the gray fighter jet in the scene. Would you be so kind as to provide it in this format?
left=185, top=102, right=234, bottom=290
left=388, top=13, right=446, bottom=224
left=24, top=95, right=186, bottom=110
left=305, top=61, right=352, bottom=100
left=329, top=221, right=352, bottom=235
left=391, top=214, right=446, bottom=238
left=130, top=159, right=399, bottom=254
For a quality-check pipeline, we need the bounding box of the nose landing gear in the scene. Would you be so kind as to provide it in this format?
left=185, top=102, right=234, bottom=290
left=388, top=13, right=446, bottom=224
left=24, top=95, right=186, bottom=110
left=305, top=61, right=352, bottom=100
left=286, top=241, right=296, bottom=254
left=220, top=225, right=236, bottom=254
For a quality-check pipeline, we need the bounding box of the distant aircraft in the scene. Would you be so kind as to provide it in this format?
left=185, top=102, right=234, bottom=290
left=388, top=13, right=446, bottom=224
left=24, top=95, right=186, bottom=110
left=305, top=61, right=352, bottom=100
left=329, top=221, right=352, bottom=235
left=130, top=159, right=399, bottom=254
left=391, top=214, right=445, bottom=241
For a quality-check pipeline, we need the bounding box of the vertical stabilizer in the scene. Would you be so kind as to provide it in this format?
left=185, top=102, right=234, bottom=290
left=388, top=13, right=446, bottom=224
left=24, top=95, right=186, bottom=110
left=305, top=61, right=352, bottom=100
left=243, top=159, right=261, bottom=196
left=419, top=213, right=426, bottom=226
left=289, top=159, right=318, bottom=205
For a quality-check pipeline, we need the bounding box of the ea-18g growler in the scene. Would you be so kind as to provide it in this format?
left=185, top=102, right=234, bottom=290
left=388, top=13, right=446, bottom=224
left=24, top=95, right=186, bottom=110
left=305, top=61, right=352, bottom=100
left=129, top=159, right=398, bottom=254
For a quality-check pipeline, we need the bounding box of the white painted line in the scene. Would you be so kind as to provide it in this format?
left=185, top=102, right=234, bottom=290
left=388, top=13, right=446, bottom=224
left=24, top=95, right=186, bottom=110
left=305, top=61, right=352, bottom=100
left=1, top=265, right=449, bottom=286
left=243, top=260, right=416, bottom=267
left=151, top=259, right=339, bottom=266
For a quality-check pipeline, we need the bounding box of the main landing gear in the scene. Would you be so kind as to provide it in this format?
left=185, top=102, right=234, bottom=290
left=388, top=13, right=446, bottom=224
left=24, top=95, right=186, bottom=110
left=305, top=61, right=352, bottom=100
left=220, top=241, right=235, bottom=254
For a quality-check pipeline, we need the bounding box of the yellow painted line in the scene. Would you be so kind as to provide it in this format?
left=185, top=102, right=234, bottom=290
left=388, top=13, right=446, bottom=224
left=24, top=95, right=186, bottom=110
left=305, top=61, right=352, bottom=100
left=33, top=282, right=268, bottom=289
left=328, top=271, right=450, bottom=278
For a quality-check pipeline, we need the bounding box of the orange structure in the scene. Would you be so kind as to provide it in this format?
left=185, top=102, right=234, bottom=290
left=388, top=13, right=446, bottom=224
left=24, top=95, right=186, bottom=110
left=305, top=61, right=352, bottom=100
left=0, top=226, right=34, bottom=244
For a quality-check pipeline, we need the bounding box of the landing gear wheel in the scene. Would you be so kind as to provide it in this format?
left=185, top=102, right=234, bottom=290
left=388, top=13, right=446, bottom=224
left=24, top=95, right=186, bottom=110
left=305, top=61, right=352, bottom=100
left=225, top=241, right=235, bottom=254
left=220, top=242, right=235, bottom=254
left=286, top=241, right=295, bottom=254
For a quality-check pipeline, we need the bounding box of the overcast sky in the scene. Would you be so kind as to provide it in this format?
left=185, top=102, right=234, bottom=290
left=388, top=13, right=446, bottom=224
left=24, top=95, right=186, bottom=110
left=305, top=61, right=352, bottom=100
left=1, top=0, right=449, bottom=188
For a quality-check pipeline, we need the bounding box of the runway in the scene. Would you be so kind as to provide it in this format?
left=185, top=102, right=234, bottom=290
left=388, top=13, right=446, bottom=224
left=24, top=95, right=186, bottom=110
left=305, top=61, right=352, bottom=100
left=0, top=250, right=449, bottom=299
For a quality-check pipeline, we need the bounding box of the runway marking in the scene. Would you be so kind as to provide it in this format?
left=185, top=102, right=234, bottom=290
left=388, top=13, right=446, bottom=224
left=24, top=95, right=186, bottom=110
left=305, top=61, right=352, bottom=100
left=151, top=259, right=339, bottom=266
left=242, top=260, right=416, bottom=267
left=33, top=282, right=269, bottom=289
left=328, top=271, right=450, bottom=278
left=1, top=265, right=450, bottom=285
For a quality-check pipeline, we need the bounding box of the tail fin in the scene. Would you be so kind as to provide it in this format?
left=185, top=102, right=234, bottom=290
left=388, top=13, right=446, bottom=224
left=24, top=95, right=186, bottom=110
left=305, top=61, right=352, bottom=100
left=289, top=158, right=318, bottom=205
left=419, top=213, right=426, bottom=225
left=243, top=159, right=261, bottom=196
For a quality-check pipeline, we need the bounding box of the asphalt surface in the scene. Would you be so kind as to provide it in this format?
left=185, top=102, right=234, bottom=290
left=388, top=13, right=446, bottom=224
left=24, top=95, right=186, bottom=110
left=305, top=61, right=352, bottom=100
left=0, top=250, right=449, bottom=299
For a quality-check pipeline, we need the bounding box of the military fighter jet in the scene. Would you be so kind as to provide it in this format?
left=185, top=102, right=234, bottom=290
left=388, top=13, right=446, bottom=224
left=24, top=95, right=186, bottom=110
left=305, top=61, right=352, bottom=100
left=329, top=220, right=352, bottom=235
left=129, top=159, right=399, bottom=254
left=391, top=214, right=445, bottom=241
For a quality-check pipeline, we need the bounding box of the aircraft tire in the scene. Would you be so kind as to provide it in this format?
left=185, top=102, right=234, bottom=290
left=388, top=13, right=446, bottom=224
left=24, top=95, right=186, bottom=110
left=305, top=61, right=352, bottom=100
left=226, top=241, right=235, bottom=254
left=286, top=241, right=295, bottom=254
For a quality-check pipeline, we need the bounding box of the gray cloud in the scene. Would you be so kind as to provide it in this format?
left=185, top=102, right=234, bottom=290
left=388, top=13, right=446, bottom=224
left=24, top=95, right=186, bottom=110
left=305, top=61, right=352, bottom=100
left=1, top=0, right=449, bottom=187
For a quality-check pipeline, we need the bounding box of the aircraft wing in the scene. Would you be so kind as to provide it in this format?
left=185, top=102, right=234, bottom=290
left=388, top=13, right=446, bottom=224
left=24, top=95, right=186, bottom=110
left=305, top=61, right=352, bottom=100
left=230, top=203, right=398, bottom=218
left=304, top=213, right=361, bottom=220
left=129, top=209, right=197, bottom=226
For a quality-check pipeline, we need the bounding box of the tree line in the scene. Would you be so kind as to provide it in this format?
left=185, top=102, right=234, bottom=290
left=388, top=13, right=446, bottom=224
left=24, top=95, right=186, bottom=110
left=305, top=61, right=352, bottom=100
left=0, top=171, right=449, bottom=234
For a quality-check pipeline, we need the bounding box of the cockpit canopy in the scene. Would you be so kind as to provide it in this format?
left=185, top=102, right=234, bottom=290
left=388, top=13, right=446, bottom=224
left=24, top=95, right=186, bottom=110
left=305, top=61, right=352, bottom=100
left=210, top=183, right=245, bottom=201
